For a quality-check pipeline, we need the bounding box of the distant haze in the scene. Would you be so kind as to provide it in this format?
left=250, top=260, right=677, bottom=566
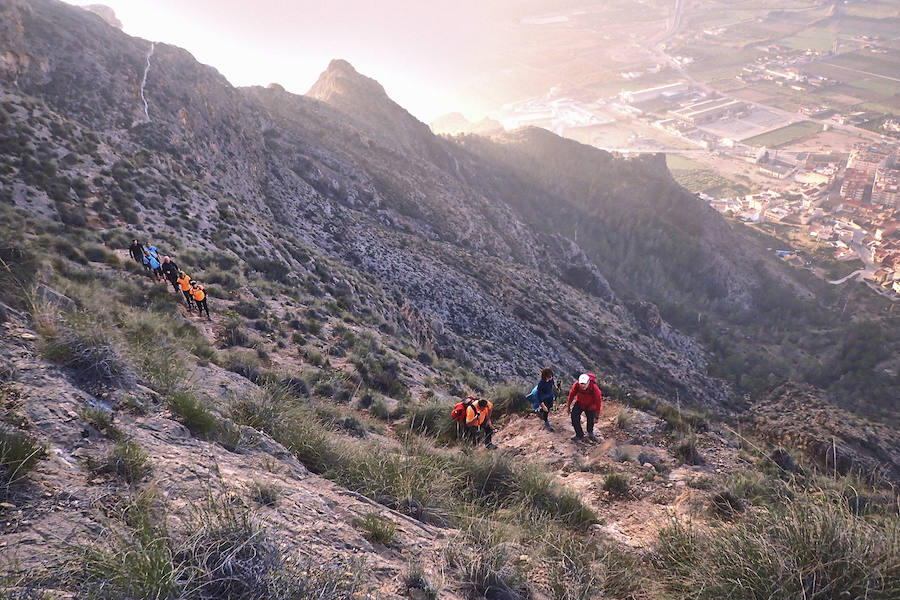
left=69, top=0, right=507, bottom=121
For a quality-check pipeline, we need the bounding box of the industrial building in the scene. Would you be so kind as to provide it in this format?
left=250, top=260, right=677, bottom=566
left=620, top=82, right=688, bottom=104
left=670, top=98, right=746, bottom=125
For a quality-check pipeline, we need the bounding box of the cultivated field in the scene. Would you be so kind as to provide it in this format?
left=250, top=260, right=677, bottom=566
left=743, top=121, right=822, bottom=147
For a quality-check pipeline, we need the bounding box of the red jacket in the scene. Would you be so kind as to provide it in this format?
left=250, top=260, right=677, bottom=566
left=568, top=378, right=602, bottom=412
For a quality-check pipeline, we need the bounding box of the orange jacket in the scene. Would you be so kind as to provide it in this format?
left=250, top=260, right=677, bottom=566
left=177, top=274, right=191, bottom=291
left=191, top=286, right=205, bottom=301
left=465, top=400, right=492, bottom=427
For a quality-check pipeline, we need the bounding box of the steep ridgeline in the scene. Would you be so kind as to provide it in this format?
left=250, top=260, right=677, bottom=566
left=0, top=0, right=851, bottom=411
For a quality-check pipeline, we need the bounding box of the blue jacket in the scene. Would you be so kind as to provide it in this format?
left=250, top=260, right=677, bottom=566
left=537, top=379, right=555, bottom=405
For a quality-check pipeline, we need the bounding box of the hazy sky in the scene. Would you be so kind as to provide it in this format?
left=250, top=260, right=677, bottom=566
left=71, top=0, right=501, bottom=121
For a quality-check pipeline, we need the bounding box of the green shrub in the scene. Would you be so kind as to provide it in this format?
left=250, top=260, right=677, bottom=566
left=0, top=246, right=38, bottom=310
left=303, top=345, right=325, bottom=367
left=75, top=494, right=365, bottom=599
left=0, top=427, right=44, bottom=486
left=353, top=512, right=397, bottom=545
left=447, top=527, right=531, bottom=600
left=107, top=440, right=150, bottom=484
left=602, top=473, right=631, bottom=498
left=403, top=401, right=458, bottom=442
left=83, top=244, right=110, bottom=263
left=220, top=316, right=251, bottom=348
left=167, top=391, right=219, bottom=439
left=43, top=324, right=134, bottom=391
left=710, top=489, right=745, bottom=518
left=674, top=436, right=703, bottom=465
left=489, top=383, right=528, bottom=419
left=654, top=493, right=899, bottom=599
left=81, top=406, right=119, bottom=437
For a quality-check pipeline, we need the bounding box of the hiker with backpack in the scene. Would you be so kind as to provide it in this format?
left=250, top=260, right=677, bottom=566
left=529, top=367, right=557, bottom=432
left=143, top=242, right=162, bottom=282
left=160, top=256, right=181, bottom=293
left=190, top=280, right=210, bottom=320
left=128, top=239, right=142, bottom=263
left=140, top=243, right=153, bottom=273
left=567, top=373, right=602, bottom=443
left=451, top=395, right=496, bottom=449
left=177, top=271, right=193, bottom=309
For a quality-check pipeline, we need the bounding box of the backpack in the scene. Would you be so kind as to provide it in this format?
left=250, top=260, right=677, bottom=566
left=451, top=396, right=478, bottom=424
left=525, top=385, right=539, bottom=410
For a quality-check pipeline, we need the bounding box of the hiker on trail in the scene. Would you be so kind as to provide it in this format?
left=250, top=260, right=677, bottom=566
left=145, top=248, right=162, bottom=282
left=142, top=242, right=162, bottom=282
left=177, top=271, right=193, bottom=309
left=465, top=397, right=496, bottom=449
left=140, top=244, right=152, bottom=273
left=190, top=280, right=210, bottom=320
left=160, top=257, right=180, bottom=293
left=567, top=373, right=602, bottom=443
left=128, top=239, right=142, bottom=263
left=532, top=367, right=557, bottom=432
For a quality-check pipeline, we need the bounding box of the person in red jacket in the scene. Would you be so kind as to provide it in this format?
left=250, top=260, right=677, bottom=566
left=567, top=373, right=602, bottom=442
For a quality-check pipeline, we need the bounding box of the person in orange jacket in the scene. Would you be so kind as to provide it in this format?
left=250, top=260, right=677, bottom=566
left=176, top=271, right=192, bottom=309
left=567, top=373, right=602, bottom=442
left=190, top=280, right=210, bottom=320
left=464, top=397, right=496, bottom=449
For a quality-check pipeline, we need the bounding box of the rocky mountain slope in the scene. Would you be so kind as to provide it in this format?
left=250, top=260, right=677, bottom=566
left=0, top=1, right=897, bottom=598
left=9, top=0, right=867, bottom=410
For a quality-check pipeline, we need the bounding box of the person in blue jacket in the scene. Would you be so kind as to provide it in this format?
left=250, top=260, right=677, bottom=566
left=533, top=367, right=557, bottom=431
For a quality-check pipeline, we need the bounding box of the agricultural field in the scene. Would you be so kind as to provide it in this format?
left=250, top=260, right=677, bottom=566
left=782, top=26, right=838, bottom=51
left=743, top=121, right=823, bottom=147
left=667, top=154, right=752, bottom=198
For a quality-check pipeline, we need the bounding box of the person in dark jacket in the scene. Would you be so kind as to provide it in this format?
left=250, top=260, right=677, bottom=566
left=535, top=367, right=557, bottom=431
left=567, top=373, right=602, bottom=442
left=128, top=239, right=143, bottom=263
left=160, top=256, right=180, bottom=292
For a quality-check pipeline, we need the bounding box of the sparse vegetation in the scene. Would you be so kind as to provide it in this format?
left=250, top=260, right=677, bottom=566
left=654, top=491, right=899, bottom=599
left=353, top=512, right=397, bottom=545
left=106, top=440, right=150, bottom=484
left=602, top=473, right=631, bottom=498
left=166, top=391, right=219, bottom=439
left=73, top=493, right=366, bottom=599
left=0, top=427, right=44, bottom=489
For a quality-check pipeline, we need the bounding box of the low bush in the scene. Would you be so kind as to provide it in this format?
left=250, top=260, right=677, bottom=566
left=0, top=427, right=44, bottom=487
left=75, top=494, right=365, bottom=599
left=602, top=473, right=631, bottom=499
left=167, top=391, right=219, bottom=439
left=107, top=440, right=150, bottom=484
left=403, top=401, right=458, bottom=442
left=446, top=526, right=531, bottom=600
left=353, top=512, right=397, bottom=545
left=42, top=324, right=134, bottom=391
left=489, top=383, right=528, bottom=419
left=674, top=436, right=703, bottom=465
left=654, top=493, right=899, bottom=599
left=710, top=489, right=745, bottom=518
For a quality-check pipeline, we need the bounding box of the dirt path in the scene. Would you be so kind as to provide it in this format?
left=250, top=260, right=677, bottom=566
left=495, top=400, right=735, bottom=547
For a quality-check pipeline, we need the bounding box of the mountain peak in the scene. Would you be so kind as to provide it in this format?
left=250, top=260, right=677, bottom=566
left=307, top=58, right=388, bottom=106
left=305, top=58, right=434, bottom=153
